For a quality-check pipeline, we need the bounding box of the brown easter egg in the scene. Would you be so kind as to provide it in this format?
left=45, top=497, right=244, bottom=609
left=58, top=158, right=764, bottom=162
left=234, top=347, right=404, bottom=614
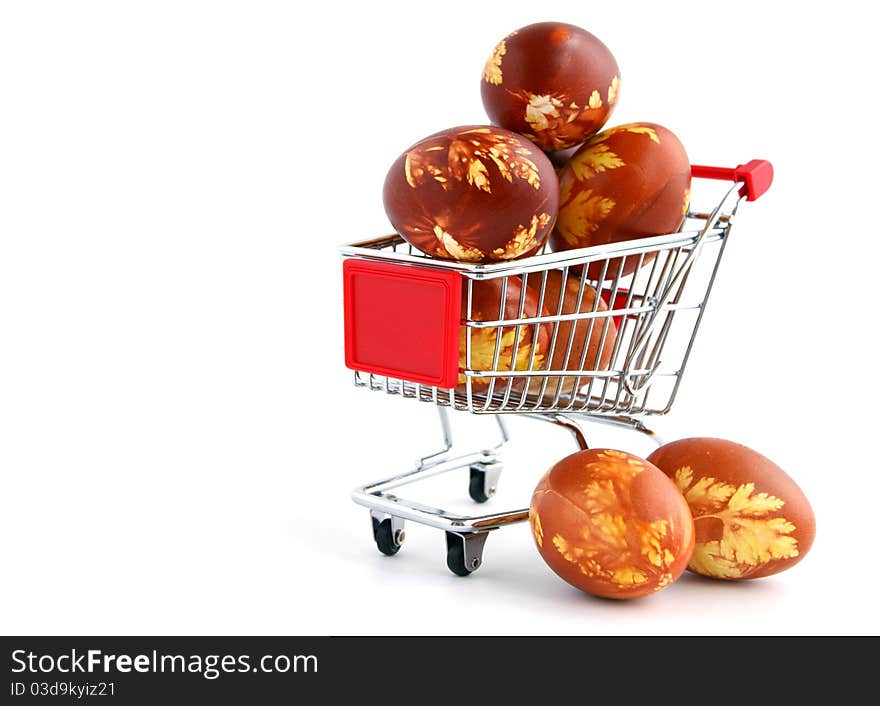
left=481, top=22, right=620, bottom=151
left=383, top=125, right=558, bottom=263
left=530, top=449, right=695, bottom=599
left=537, top=270, right=617, bottom=400
left=551, top=123, right=691, bottom=280
left=647, top=438, right=816, bottom=580
left=458, top=276, right=550, bottom=394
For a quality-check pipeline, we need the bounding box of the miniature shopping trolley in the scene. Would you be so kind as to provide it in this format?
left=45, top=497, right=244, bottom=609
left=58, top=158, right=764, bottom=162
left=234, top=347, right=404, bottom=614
left=341, top=160, right=773, bottom=576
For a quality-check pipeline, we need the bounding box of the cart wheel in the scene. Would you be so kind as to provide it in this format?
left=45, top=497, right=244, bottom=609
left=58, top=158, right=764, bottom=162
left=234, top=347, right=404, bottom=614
left=446, top=534, right=474, bottom=576
left=372, top=516, right=404, bottom=556
left=445, top=531, right=490, bottom=576
left=468, top=463, right=501, bottom=504
left=468, top=467, right=490, bottom=503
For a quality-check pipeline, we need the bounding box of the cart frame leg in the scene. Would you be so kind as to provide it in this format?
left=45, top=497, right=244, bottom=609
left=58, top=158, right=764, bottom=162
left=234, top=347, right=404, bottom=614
left=351, top=408, right=664, bottom=575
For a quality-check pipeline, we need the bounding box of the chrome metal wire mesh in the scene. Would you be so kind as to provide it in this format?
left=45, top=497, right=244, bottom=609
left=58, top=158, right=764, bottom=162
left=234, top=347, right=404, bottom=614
left=342, top=180, right=742, bottom=416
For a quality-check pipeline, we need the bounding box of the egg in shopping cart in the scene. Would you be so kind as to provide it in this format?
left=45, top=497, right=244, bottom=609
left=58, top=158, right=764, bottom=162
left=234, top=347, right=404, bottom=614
left=458, top=276, right=550, bottom=395
left=647, top=438, right=816, bottom=580
left=530, top=448, right=695, bottom=599
left=551, top=122, right=691, bottom=280
left=480, top=22, right=620, bottom=151
left=383, top=125, right=559, bottom=263
left=536, top=270, right=617, bottom=401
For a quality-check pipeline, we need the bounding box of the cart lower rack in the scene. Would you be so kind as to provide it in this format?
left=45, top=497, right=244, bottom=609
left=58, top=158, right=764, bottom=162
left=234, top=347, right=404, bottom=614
left=341, top=160, right=772, bottom=575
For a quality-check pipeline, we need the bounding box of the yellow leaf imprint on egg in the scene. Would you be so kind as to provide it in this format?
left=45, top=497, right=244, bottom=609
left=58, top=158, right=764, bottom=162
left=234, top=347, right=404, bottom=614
left=673, top=467, right=799, bottom=579
left=466, top=159, right=491, bottom=193
left=521, top=92, right=591, bottom=150
left=482, top=39, right=506, bottom=85
left=492, top=212, right=552, bottom=259
left=673, top=465, right=693, bottom=491
left=432, top=225, right=484, bottom=262
left=546, top=455, right=679, bottom=592
left=405, top=151, right=448, bottom=189
left=654, top=572, right=673, bottom=591
left=612, top=567, right=647, bottom=585
left=627, top=125, right=660, bottom=143
left=689, top=542, right=742, bottom=579
left=459, top=327, right=545, bottom=387
left=408, top=128, right=542, bottom=194
left=597, top=448, right=642, bottom=467
left=464, top=128, right=542, bottom=189
left=588, top=90, right=602, bottom=110
left=607, top=76, right=619, bottom=104
left=531, top=510, right=544, bottom=548
left=682, top=188, right=690, bottom=217
left=525, top=94, right=563, bottom=131
left=594, top=124, right=660, bottom=145
left=568, top=143, right=626, bottom=181
left=556, top=188, right=615, bottom=245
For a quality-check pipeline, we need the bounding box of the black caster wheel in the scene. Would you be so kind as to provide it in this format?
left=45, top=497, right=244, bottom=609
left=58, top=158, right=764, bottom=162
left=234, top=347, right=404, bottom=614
left=445, top=533, right=474, bottom=576
left=445, top=531, right=488, bottom=576
left=468, top=464, right=501, bottom=504
left=468, top=467, right=490, bottom=503
left=372, top=516, right=404, bottom=556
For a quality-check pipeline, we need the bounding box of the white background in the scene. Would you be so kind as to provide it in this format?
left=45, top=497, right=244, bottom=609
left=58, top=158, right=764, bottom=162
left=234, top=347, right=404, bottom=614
left=1, top=0, right=877, bottom=635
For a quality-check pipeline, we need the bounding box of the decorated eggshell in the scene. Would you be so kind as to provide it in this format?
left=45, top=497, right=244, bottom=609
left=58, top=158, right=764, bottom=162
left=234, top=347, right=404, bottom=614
left=647, top=438, right=816, bottom=580
left=530, top=449, right=695, bottom=599
left=536, top=270, right=617, bottom=400
left=481, top=22, right=620, bottom=151
left=383, top=125, right=559, bottom=263
left=551, top=122, right=691, bottom=280
left=458, top=277, right=550, bottom=394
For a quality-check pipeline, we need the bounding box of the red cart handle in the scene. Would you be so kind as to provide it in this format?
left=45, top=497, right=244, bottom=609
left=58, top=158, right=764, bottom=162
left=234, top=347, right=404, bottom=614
left=691, top=159, right=773, bottom=201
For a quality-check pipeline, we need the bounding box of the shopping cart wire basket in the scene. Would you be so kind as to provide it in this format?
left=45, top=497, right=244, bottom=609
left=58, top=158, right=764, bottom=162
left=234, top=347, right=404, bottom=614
left=340, top=160, right=772, bottom=575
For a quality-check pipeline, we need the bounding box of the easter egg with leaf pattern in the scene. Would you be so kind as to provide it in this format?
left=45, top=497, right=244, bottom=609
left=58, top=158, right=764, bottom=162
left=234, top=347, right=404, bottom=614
left=383, top=125, right=558, bottom=263
left=530, top=448, right=695, bottom=599
left=458, top=277, right=551, bottom=395
left=647, top=438, right=816, bottom=580
left=481, top=22, right=620, bottom=151
left=551, top=122, right=691, bottom=280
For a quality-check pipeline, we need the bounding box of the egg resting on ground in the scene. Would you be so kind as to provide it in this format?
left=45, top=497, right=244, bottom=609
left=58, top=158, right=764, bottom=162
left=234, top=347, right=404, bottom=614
left=551, top=122, right=691, bottom=281
left=383, top=125, right=559, bottom=263
left=534, top=270, right=617, bottom=401
left=530, top=448, right=695, bottom=599
left=647, top=438, right=816, bottom=580
left=458, top=277, right=550, bottom=395
left=481, top=22, right=620, bottom=151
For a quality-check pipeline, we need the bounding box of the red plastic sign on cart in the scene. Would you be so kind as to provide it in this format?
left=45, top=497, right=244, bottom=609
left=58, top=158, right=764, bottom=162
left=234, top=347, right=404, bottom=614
left=343, top=259, right=462, bottom=389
